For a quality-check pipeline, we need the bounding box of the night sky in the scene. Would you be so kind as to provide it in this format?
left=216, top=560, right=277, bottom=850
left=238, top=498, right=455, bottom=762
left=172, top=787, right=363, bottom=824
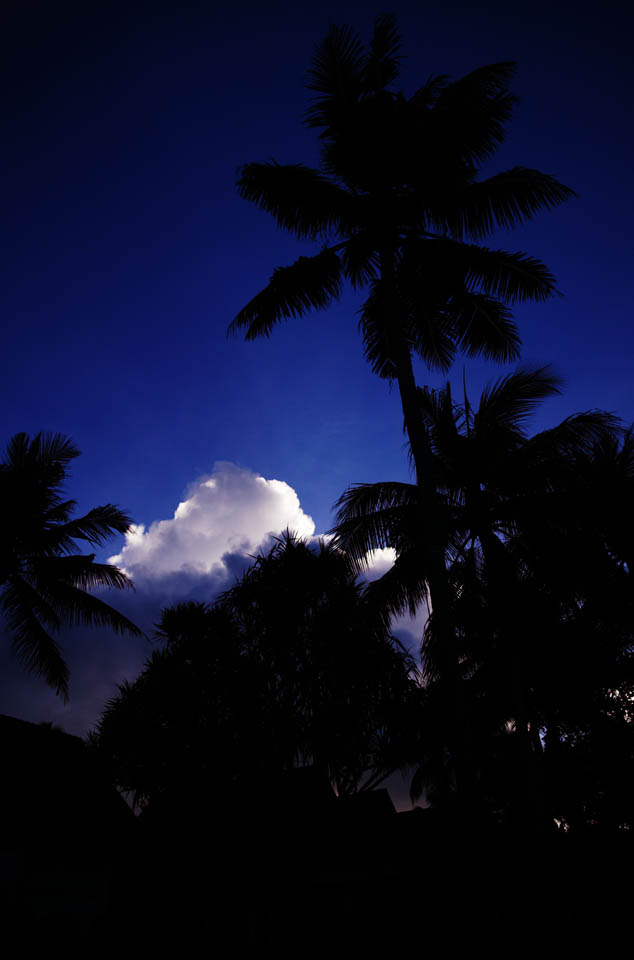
left=2, top=1, right=633, bottom=806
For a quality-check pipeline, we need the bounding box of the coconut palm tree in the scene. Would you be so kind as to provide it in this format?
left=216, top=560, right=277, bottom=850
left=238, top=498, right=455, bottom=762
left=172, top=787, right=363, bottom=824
left=231, top=15, right=574, bottom=486
left=0, top=432, right=141, bottom=700
left=332, top=369, right=622, bottom=823
left=333, top=366, right=618, bottom=634
left=231, top=16, right=575, bottom=741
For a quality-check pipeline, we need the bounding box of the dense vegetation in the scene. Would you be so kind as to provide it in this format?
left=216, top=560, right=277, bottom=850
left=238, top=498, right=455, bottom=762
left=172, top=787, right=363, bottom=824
left=93, top=534, right=418, bottom=809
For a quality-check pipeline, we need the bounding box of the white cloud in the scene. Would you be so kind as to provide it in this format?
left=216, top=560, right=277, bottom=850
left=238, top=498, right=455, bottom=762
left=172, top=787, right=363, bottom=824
left=107, top=460, right=426, bottom=647
left=363, top=547, right=397, bottom=582
left=109, top=461, right=315, bottom=587
left=361, top=547, right=427, bottom=650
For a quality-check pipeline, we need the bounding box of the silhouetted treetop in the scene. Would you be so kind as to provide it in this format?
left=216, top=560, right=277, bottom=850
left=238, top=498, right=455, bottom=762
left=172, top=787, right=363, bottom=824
left=93, top=532, right=419, bottom=808
left=0, top=432, right=141, bottom=700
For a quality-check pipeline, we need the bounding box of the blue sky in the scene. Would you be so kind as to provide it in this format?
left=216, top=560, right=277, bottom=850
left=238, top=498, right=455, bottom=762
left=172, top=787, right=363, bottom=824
left=2, top=0, right=633, bottom=799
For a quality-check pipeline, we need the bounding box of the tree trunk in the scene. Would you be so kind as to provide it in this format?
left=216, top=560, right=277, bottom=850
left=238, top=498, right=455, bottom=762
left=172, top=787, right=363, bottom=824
left=380, top=247, right=470, bottom=811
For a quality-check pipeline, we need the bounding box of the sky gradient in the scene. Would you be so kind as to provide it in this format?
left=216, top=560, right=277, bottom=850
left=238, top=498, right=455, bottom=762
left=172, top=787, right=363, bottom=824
left=2, top=0, right=633, bottom=807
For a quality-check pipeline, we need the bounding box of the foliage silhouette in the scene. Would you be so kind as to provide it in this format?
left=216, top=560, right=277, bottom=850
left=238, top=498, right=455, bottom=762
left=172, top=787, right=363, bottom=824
left=332, top=370, right=631, bottom=829
left=232, top=15, right=575, bottom=801
left=93, top=532, right=419, bottom=809
left=231, top=15, right=574, bottom=482
left=0, top=432, right=141, bottom=700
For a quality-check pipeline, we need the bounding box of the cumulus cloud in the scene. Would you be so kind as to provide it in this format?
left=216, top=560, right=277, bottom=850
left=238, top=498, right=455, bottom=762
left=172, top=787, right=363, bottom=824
left=109, top=461, right=315, bottom=592
left=0, top=461, right=429, bottom=739
left=362, top=547, right=398, bottom=582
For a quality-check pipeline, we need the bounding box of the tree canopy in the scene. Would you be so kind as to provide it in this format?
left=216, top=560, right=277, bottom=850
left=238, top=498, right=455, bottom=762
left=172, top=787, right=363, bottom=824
left=0, top=432, right=141, bottom=700
left=92, top=533, right=419, bottom=809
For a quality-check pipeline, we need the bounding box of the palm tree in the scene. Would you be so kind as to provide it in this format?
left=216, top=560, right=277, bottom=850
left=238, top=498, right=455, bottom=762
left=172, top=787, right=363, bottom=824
left=0, top=432, right=142, bottom=700
left=333, top=365, right=618, bottom=630
left=231, top=14, right=574, bottom=490
left=332, top=369, right=621, bottom=822
left=230, top=16, right=575, bottom=745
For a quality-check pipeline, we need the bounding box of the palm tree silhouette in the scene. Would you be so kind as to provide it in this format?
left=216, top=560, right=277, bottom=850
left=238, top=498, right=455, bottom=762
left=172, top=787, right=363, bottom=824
left=332, top=368, right=620, bottom=820
left=231, top=15, right=574, bottom=485
left=0, top=432, right=141, bottom=700
left=231, top=16, right=575, bottom=755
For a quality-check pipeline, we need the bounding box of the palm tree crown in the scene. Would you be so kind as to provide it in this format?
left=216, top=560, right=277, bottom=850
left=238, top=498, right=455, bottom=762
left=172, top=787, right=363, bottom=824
left=231, top=15, right=576, bottom=811
left=231, top=15, right=575, bottom=482
left=331, top=371, right=626, bottom=821
left=0, top=432, right=141, bottom=700
left=332, top=367, right=619, bottom=629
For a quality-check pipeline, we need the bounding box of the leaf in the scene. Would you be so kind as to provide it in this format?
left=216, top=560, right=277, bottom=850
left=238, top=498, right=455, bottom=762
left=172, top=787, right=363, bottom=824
left=341, top=231, right=380, bottom=288
left=41, top=504, right=134, bottom=553
left=34, top=555, right=134, bottom=592
left=475, top=366, right=563, bottom=436
left=40, top=580, right=142, bottom=635
left=2, top=577, right=69, bottom=699
left=437, top=239, right=558, bottom=302
left=229, top=248, right=343, bottom=339
left=432, top=62, right=518, bottom=165
left=443, top=167, right=577, bottom=240
left=444, top=291, right=521, bottom=363
left=236, top=162, right=354, bottom=239
left=363, top=14, right=402, bottom=92
left=305, top=23, right=365, bottom=129
left=366, top=550, right=431, bottom=622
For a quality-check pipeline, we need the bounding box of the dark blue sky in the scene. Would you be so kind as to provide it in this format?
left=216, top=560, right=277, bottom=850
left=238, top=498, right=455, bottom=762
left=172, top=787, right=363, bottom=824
left=2, top=0, right=633, bottom=771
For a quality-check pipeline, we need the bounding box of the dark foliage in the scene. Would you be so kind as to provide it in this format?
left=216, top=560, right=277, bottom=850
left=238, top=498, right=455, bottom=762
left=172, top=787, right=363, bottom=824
left=0, top=433, right=141, bottom=700
left=332, top=372, right=634, bottom=831
left=92, top=533, right=419, bottom=809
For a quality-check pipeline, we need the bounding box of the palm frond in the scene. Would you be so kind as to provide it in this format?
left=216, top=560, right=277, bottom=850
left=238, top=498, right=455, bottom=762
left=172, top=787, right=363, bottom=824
left=432, top=62, right=517, bottom=165
left=415, top=384, right=460, bottom=444
left=40, top=581, right=142, bottom=636
left=3, top=575, right=62, bottom=632
left=1, top=433, right=79, bottom=514
left=1, top=430, right=139, bottom=700
left=236, top=162, right=353, bottom=239
left=444, top=291, right=521, bottom=363
left=305, top=23, right=365, bottom=128
left=363, top=14, right=402, bottom=92
left=42, top=500, right=78, bottom=526
left=332, top=481, right=420, bottom=568
left=407, top=307, right=457, bottom=372
left=438, top=240, right=557, bottom=302
left=446, top=167, right=577, bottom=240
left=530, top=411, right=623, bottom=459
left=366, top=550, right=430, bottom=622
left=360, top=275, right=457, bottom=377
left=341, top=232, right=380, bottom=288
left=3, top=432, right=80, bottom=470
left=31, top=432, right=81, bottom=466
left=475, top=366, right=563, bottom=436
left=335, top=480, right=420, bottom=522
left=2, top=577, right=69, bottom=699
left=358, top=281, right=399, bottom=379
left=229, top=248, right=343, bottom=339
left=34, top=555, right=134, bottom=592
left=42, top=504, right=134, bottom=552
